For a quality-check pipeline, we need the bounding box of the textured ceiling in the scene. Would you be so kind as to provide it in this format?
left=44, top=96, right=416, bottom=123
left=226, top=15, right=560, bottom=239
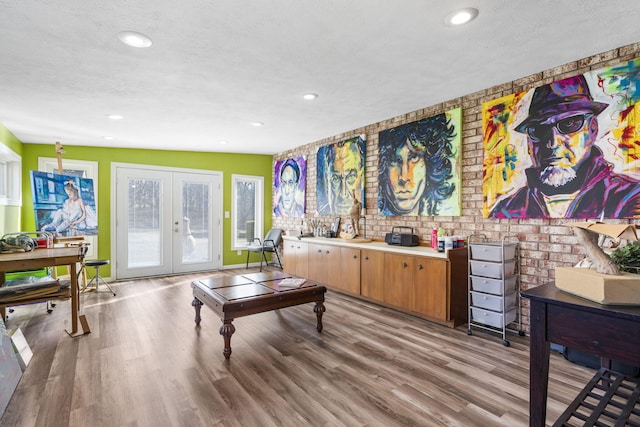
left=0, top=0, right=638, bottom=155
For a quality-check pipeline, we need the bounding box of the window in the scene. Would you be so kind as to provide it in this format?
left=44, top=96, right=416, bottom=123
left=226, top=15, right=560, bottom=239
left=231, top=174, right=264, bottom=250
left=0, top=143, right=22, bottom=206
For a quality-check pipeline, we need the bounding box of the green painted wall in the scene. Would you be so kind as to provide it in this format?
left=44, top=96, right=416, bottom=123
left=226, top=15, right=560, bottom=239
left=17, top=143, right=273, bottom=275
left=0, top=125, right=23, bottom=235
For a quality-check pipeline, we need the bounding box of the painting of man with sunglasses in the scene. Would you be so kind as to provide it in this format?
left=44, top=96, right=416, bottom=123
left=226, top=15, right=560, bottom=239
left=487, top=74, right=640, bottom=219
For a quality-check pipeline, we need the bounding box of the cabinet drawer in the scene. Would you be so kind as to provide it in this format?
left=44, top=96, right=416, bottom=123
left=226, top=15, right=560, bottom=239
left=469, top=243, right=517, bottom=262
left=470, top=291, right=516, bottom=312
left=470, top=276, right=516, bottom=295
left=469, top=260, right=515, bottom=279
left=470, top=307, right=516, bottom=328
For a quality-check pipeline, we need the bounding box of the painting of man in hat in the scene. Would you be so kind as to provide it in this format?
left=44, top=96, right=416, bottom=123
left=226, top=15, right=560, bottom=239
left=483, top=68, right=640, bottom=219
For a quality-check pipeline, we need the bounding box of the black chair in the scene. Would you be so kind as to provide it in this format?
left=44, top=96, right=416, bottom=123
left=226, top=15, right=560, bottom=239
left=245, top=228, right=283, bottom=271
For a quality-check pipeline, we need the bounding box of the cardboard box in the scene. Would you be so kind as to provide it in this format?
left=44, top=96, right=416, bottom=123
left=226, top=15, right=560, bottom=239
left=555, top=266, right=640, bottom=305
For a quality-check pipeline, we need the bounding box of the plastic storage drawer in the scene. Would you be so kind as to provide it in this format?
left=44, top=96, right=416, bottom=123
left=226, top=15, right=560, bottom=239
left=470, top=276, right=517, bottom=295
left=470, top=306, right=517, bottom=328
left=470, top=291, right=517, bottom=312
left=469, top=260, right=515, bottom=279
left=469, top=243, right=517, bottom=262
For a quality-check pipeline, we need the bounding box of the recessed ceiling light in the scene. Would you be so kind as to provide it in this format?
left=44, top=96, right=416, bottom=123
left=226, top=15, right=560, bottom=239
left=117, top=31, right=153, bottom=48
left=219, top=140, right=228, bottom=145
left=446, top=8, right=479, bottom=26
left=104, top=136, right=114, bottom=140
left=107, top=114, right=124, bottom=120
left=303, top=93, right=319, bottom=100
left=251, top=121, right=264, bottom=127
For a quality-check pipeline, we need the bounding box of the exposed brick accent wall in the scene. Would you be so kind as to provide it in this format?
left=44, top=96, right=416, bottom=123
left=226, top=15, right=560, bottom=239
left=273, top=42, right=640, bottom=330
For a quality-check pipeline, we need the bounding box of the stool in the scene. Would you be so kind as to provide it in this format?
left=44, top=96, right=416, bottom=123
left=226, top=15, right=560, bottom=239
left=85, top=260, right=116, bottom=296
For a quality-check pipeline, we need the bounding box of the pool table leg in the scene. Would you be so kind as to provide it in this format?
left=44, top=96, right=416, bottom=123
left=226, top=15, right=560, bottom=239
left=192, top=297, right=202, bottom=325
left=314, top=301, right=325, bottom=332
left=220, top=319, right=236, bottom=359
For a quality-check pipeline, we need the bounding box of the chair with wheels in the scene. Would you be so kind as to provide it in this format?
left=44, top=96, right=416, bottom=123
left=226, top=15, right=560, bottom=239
left=85, top=259, right=116, bottom=296
left=245, top=228, right=283, bottom=272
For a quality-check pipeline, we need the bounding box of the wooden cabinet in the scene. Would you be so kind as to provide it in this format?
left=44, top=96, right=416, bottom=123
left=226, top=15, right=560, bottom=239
left=308, top=243, right=341, bottom=286
left=281, top=237, right=467, bottom=327
left=306, top=243, right=360, bottom=295
left=338, top=247, right=360, bottom=295
left=412, top=257, right=447, bottom=321
left=384, top=254, right=448, bottom=321
left=361, top=249, right=384, bottom=303
left=383, top=253, right=414, bottom=309
left=283, top=240, right=308, bottom=277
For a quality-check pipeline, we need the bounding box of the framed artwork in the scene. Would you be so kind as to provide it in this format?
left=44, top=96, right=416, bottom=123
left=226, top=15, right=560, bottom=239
left=30, top=171, right=98, bottom=238
left=38, top=158, right=98, bottom=257
left=378, top=108, right=462, bottom=216
left=483, top=58, right=640, bottom=219
left=273, top=156, right=306, bottom=218
left=316, top=135, right=365, bottom=215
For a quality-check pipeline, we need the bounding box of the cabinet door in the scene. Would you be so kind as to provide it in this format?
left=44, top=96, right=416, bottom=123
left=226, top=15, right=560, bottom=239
left=412, top=257, right=447, bottom=320
left=293, top=241, right=308, bottom=277
left=337, top=247, right=360, bottom=294
left=283, top=241, right=298, bottom=275
left=361, top=250, right=384, bottom=302
left=383, top=253, right=413, bottom=310
left=324, top=245, right=342, bottom=287
left=307, top=243, right=324, bottom=282
left=283, top=240, right=308, bottom=277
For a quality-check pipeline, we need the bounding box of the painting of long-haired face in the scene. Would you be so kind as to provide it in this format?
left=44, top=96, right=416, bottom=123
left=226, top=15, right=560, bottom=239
left=378, top=108, right=461, bottom=216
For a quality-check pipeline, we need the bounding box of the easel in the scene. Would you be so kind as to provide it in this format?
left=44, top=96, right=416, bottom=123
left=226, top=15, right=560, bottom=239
left=54, top=141, right=91, bottom=335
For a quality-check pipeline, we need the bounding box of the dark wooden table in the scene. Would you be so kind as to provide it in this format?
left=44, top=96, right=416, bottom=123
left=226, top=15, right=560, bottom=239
left=522, top=283, right=640, bottom=426
left=191, top=271, right=326, bottom=359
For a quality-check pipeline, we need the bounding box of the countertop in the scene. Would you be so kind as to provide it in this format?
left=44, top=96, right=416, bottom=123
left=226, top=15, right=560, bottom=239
left=282, top=235, right=462, bottom=259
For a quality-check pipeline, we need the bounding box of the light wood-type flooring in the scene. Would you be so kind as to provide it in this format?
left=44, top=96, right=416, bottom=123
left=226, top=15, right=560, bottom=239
left=0, top=267, right=595, bottom=427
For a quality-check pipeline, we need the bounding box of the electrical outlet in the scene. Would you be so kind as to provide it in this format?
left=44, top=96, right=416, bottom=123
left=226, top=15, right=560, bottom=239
left=224, top=211, right=230, bottom=218
left=237, top=250, right=242, bottom=256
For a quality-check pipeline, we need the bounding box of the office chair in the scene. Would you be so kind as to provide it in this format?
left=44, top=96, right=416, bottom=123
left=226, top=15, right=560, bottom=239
left=245, top=228, right=283, bottom=272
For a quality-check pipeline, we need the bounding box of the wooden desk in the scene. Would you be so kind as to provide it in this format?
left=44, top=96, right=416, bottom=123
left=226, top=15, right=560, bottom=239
left=522, top=283, right=640, bottom=426
left=192, top=271, right=326, bottom=359
left=0, top=247, right=86, bottom=335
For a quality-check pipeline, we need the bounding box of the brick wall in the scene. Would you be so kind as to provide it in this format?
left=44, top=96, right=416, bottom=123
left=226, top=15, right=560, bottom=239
left=272, top=42, right=640, bottom=330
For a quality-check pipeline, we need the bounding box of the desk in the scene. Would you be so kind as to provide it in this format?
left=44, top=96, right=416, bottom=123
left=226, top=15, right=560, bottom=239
left=192, top=271, right=326, bottom=359
left=522, top=283, right=640, bottom=426
left=0, top=247, right=86, bottom=335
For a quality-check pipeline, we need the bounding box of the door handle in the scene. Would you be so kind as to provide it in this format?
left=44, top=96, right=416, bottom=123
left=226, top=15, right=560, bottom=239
left=418, top=264, right=423, bottom=270
left=402, top=262, right=408, bottom=268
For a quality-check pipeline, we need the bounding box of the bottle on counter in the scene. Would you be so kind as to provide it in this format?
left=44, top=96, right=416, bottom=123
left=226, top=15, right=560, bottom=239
left=431, top=228, right=438, bottom=249
left=444, top=236, right=453, bottom=251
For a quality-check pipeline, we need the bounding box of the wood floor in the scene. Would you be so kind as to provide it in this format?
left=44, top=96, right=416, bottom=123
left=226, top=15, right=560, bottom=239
left=0, top=267, right=595, bottom=427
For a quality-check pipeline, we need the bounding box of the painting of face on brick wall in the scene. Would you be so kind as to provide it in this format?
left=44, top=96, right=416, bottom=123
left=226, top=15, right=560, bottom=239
left=378, top=108, right=462, bottom=216
left=483, top=58, right=640, bottom=219
left=316, top=135, right=365, bottom=215
left=273, top=156, right=306, bottom=218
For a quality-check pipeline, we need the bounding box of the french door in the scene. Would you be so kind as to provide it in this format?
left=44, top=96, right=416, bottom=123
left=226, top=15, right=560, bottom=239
left=113, top=164, right=222, bottom=280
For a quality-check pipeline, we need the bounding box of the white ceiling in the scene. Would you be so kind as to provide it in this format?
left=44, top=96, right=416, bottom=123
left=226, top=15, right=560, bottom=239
left=0, top=0, right=639, bottom=155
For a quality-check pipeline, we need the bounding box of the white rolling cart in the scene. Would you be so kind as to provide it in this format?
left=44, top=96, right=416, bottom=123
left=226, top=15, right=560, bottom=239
left=467, top=234, right=524, bottom=346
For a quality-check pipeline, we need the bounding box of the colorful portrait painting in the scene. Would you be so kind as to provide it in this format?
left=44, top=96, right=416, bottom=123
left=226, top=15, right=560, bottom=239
left=316, top=135, right=366, bottom=215
left=378, top=108, right=462, bottom=216
left=30, top=171, right=98, bottom=237
left=273, top=156, right=306, bottom=218
left=483, top=58, right=640, bottom=219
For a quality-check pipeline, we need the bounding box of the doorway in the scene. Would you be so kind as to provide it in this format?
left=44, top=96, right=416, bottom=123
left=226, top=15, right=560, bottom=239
left=113, top=164, right=222, bottom=280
